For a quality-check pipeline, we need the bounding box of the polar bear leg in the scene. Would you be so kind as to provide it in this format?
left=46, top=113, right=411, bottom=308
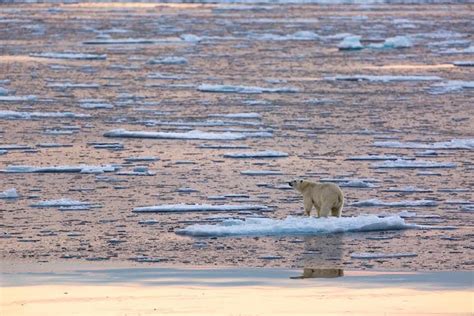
left=331, top=206, right=341, bottom=217
left=319, top=203, right=332, bottom=218
left=303, top=196, right=313, bottom=216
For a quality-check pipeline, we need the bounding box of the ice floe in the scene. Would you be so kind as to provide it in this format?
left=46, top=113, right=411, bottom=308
left=453, top=61, right=474, bottom=67
left=0, top=95, right=37, bottom=102
left=350, top=252, right=417, bottom=259
left=176, top=215, right=426, bottom=237
left=373, top=159, right=456, bottom=169
left=338, top=35, right=363, bottom=50
left=351, top=199, right=437, bottom=207
left=374, top=139, right=474, bottom=150
left=148, top=57, right=188, bottom=65
left=1, top=164, right=116, bottom=173
left=124, top=156, right=159, bottom=162
left=208, top=113, right=262, bottom=119
left=47, top=82, right=100, bottom=89
left=223, top=150, right=289, bottom=158
left=369, top=36, right=413, bottom=49
left=104, top=129, right=248, bottom=140
left=83, top=38, right=178, bottom=45
left=326, top=75, right=441, bottom=82
left=338, top=180, right=378, bottom=188
left=30, top=52, right=107, bottom=60
left=31, top=198, right=92, bottom=208
left=180, top=34, right=202, bottom=42
left=0, top=188, right=19, bottom=199
left=251, top=31, right=319, bottom=41
left=0, top=110, right=90, bottom=120
left=441, top=45, right=474, bottom=54
left=197, top=84, right=298, bottom=94
left=428, top=80, right=474, bottom=94
left=133, top=204, right=269, bottom=213
left=346, top=154, right=402, bottom=161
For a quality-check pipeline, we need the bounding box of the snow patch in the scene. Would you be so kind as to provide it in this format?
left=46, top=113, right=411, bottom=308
left=0, top=110, right=90, bottom=119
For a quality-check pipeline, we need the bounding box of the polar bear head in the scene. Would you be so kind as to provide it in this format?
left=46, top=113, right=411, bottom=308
left=288, top=179, right=310, bottom=192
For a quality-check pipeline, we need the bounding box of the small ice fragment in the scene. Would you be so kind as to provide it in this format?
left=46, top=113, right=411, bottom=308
left=148, top=57, right=188, bottom=65
left=223, top=150, right=288, bottom=158
left=0, top=188, right=19, bottom=199
left=338, top=35, right=363, bottom=50
left=197, top=84, right=298, bottom=94
left=133, top=204, right=269, bottom=213
left=351, top=199, right=437, bottom=207
left=351, top=252, right=417, bottom=259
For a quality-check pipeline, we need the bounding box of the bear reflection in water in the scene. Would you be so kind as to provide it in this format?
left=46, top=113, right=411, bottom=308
left=291, top=268, right=344, bottom=279
left=294, top=232, right=345, bottom=279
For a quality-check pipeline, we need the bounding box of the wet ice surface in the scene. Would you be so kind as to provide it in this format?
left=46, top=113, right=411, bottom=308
left=0, top=3, right=473, bottom=271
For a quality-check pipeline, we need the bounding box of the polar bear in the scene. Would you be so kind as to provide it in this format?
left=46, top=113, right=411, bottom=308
left=289, top=179, right=344, bottom=217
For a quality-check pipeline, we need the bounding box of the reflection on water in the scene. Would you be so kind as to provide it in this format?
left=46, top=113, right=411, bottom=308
left=291, top=268, right=344, bottom=279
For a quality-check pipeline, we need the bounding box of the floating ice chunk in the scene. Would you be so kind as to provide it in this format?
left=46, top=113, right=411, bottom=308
left=30, top=52, right=107, bottom=60
left=31, top=198, right=92, bottom=208
left=0, top=95, right=37, bottom=102
left=428, top=80, right=474, bottom=94
left=0, top=150, right=7, bottom=155
left=382, top=36, right=413, bottom=48
left=373, top=159, right=456, bottom=169
left=338, top=35, right=363, bottom=50
left=0, top=110, right=90, bottom=120
left=124, top=156, right=159, bottom=162
left=240, top=170, right=283, bottom=176
left=224, top=150, right=289, bottom=158
left=453, top=61, right=474, bottom=67
left=383, top=186, right=433, bottom=193
left=79, top=101, right=113, bottom=109
left=104, top=129, right=247, bottom=140
left=197, top=84, right=298, bottom=94
left=374, top=139, right=474, bottom=150
left=0, top=188, right=19, bottom=199
left=0, top=87, right=8, bottom=95
left=397, top=210, right=440, bottom=219
left=346, top=155, right=402, bottom=161
left=47, top=82, right=100, bottom=89
left=338, top=180, right=377, bottom=188
left=351, top=199, right=437, bottom=207
left=147, top=72, right=185, bottom=80
left=0, top=145, right=31, bottom=150
left=326, top=75, right=441, bottom=82
left=180, top=34, right=202, bottom=42
left=83, top=38, right=177, bottom=45
left=252, top=31, right=319, bottom=41
left=1, top=164, right=116, bottom=173
left=199, top=144, right=250, bottom=149
left=176, top=215, right=418, bottom=237
left=441, top=45, right=474, bottom=54
left=350, top=252, right=417, bottom=259
left=133, top=204, right=269, bottom=213
left=148, top=57, right=188, bottom=65
left=208, top=113, right=262, bottom=119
